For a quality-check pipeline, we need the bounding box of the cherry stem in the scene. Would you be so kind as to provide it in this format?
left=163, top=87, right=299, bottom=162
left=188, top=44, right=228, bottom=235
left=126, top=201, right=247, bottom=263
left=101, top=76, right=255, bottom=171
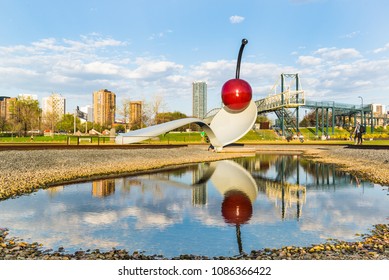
left=235, top=38, right=248, bottom=79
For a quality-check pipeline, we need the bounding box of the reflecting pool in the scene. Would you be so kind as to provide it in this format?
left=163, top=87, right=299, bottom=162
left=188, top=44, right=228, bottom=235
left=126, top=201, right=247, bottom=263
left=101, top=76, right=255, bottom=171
left=0, top=154, right=388, bottom=257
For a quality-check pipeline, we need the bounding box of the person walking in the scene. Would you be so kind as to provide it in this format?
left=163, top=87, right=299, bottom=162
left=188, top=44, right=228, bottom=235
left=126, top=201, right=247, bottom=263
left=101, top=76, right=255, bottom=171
left=353, top=121, right=364, bottom=145
left=353, top=121, right=360, bottom=145
left=358, top=123, right=365, bottom=145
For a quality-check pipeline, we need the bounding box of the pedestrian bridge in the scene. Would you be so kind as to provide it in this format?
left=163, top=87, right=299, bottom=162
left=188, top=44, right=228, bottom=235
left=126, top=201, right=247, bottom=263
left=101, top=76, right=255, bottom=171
left=255, top=89, right=305, bottom=113
left=205, top=73, right=380, bottom=136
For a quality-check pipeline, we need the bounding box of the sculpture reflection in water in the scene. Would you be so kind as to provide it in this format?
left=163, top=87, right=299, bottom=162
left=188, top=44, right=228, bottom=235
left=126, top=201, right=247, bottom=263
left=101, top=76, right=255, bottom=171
left=195, top=160, right=258, bottom=255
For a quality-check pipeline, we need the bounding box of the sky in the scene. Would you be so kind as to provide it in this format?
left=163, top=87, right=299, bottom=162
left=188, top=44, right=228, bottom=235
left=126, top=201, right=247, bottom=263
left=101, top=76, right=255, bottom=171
left=1, top=0, right=389, bottom=116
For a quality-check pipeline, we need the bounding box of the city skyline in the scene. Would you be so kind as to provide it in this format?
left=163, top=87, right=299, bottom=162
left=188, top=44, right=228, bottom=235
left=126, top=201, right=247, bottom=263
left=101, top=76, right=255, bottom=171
left=1, top=1, right=389, bottom=116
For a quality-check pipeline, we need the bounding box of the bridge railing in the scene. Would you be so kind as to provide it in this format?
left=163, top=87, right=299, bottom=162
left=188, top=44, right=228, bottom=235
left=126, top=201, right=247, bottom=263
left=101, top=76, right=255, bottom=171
left=255, top=90, right=305, bottom=113
left=203, top=107, right=221, bottom=122
left=305, top=101, right=372, bottom=112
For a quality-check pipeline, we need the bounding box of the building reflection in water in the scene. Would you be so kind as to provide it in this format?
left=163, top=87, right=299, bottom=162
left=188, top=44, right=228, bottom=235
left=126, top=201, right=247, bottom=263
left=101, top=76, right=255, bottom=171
left=46, top=185, right=65, bottom=198
left=92, top=179, right=115, bottom=197
left=192, top=163, right=209, bottom=206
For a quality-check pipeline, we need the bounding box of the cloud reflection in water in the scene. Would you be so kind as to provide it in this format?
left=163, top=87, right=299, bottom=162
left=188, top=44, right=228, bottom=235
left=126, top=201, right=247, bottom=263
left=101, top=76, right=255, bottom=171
left=0, top=155, right=388, bottom=257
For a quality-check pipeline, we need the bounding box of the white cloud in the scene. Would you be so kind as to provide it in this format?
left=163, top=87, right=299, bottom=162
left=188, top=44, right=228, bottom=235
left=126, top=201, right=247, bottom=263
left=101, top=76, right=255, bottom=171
left=314, top=47, right=361, bottom=60
left=148, top=29, right=173, bottom=40
left=84, top=61, right=122, bottom=75
left=373, top=42, right=389, bottom=53
left=130, top=58, right=183, bottom=79
left=341, top=31, right=360, bottom=39
left=353, top=80, right=372, bottom=87
left=297, top=55, right=322, bottom=66
left=229, top=15, right=245, bottom=24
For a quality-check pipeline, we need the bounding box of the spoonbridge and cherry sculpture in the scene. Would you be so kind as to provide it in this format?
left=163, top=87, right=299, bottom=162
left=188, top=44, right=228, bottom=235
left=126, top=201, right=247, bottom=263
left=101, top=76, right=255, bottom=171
left=115, top=39, right=257, bottom=151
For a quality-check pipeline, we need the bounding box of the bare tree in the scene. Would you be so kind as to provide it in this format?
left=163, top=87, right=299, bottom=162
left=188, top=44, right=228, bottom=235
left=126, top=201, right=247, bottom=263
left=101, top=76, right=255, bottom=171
left=117, top=97, right=131, bottom=131
left=149, top=94, right=167, bottom=125
left=42, top=110, right=59, bottom=133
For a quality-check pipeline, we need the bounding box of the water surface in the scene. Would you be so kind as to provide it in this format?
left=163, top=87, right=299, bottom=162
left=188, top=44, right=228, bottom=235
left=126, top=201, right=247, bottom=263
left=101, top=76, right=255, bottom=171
left=0, top=154, right=388, bottom=257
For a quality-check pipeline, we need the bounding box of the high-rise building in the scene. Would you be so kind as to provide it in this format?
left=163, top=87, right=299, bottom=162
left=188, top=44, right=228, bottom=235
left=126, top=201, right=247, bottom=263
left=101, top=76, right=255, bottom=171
left=192, top=81, right=207, bottom=118
left=93, top=89, right=116, bottom=126
left=0, top=96, right=10, bottom=120
left=130, top=101, right=143, bottom=127
left=372, top=104, right=384, bottom=115
left=0, top=96, right=17, bottom=121
left=42, top=93, right=66, bottom=120
left=86, top=105, right=94, bottom=123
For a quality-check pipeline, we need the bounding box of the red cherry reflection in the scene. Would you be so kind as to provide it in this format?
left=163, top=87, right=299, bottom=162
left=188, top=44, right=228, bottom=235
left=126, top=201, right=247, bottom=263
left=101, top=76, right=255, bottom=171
left=221, top=190, right=253, bottom=225
left=221, top=79, right=252, bottom=112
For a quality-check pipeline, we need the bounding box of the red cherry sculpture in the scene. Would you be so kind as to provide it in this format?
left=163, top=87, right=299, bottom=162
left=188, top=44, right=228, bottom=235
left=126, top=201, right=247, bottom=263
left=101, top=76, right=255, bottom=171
left=221, top=78, right=252, bottom=112
left=221, top=39, right=252, bottom=112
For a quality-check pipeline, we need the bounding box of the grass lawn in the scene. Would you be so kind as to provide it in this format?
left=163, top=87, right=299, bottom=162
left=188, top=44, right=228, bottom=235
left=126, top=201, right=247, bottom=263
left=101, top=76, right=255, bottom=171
left=0, top=135, right=113, bottom=145
left=0, top=135, right=68, bottom=143
left=1, top=127, right=389, bottom=146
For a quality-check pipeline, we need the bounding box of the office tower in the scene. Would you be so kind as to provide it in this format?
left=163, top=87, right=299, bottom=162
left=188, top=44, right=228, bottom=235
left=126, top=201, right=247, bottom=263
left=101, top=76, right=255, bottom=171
left=0, top=96, right=17, bottom=121
left=0, top=96, right=10, bottom=120
left=192, top=81, right=207, bottom=118
left=130, top=101, right=143, bottom=127
left=86, top=105, right=94, bottom=123
left=93, top=89, right=116, bottom=126
left=42, top=93, right=66, bottom=120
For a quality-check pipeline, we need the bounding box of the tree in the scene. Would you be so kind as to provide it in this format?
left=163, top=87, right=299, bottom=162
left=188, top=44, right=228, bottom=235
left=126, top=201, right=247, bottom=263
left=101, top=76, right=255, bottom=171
left=9, top=97, right=41, bottom=136
left=117, top=97, right=131, bottom=131
left=154, top=111, right=199, bottom=131
left=299, top=110, right=315, bottom=127
left=115, top=124, right=126, bottom=133
left=155, top=111, right=187, bottom=124
left=299, top=109, right=333, bottom=127
left=42, top=110, right=59, bottom=132
left=143, top=94, right=167, bottom=126
left=151, top=94, right=165, bottom=122
left=60, top=113, right=81, bottom=133
left=0, top=116, right=7, bottom=132
left=256, top=114, right=271, bottom=124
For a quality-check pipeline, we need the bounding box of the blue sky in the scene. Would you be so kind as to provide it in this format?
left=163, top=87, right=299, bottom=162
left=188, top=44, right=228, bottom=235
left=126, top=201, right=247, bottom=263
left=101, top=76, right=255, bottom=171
left=1, top=0, right=389, bottom=116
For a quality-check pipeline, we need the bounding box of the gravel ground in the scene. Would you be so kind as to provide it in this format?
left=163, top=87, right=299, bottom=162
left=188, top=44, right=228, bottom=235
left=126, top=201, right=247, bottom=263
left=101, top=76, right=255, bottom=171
left=0, top=144, right=388, bottom=260
left=302, top=145, right=389, bottom=186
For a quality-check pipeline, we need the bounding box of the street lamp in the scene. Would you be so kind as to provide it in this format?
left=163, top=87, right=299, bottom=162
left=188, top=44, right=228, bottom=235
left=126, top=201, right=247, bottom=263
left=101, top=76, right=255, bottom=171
left=358, top=96, right=363, bottom=125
